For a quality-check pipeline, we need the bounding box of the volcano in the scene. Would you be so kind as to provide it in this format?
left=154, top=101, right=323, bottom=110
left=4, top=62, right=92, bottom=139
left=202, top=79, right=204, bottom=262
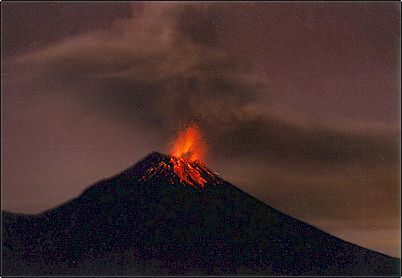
left=2, top=152, right=400, bottom=276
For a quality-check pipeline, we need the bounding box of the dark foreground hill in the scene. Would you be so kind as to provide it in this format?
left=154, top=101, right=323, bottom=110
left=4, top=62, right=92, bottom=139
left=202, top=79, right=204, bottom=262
left=2, top=152, right=400, bottom=276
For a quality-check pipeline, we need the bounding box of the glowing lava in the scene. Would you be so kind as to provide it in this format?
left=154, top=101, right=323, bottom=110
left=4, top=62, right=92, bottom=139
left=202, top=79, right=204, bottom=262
left=169, top=123, right=206, bottom=161
left=169, top=158, right=208, bottom=188
left=168, top=124, right=210, bottom=188
left=140, top=124, right=221, bottom=189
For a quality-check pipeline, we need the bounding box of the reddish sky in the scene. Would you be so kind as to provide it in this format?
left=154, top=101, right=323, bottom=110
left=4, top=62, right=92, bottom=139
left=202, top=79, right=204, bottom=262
left=2, top=2, right=400, bottom=257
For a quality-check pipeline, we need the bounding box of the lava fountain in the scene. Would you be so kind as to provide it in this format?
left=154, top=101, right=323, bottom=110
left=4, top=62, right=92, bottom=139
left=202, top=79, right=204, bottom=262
left=141, top=123, right=221, bottom=189
left=169, top=123, right=206, bottom=162
left=168, top=124, right=210, bottom=188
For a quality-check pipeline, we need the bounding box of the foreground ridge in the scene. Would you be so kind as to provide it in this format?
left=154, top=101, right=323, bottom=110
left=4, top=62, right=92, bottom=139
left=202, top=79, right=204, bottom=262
left=2, top=151, right=400, bottom=276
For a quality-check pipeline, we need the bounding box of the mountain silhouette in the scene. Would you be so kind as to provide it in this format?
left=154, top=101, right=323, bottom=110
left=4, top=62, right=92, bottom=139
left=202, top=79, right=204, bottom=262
left=2, top=152, right=400, bottom=275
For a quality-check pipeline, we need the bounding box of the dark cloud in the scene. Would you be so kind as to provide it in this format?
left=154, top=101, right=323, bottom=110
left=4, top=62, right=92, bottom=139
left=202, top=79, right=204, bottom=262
left=1, top=2, right=132, bottom=57
left=9, top=3, right=398, bottom=166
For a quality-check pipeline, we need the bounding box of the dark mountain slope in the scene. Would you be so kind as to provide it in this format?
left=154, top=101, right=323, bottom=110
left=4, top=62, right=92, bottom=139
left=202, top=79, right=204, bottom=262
left=2, top=152, right=400, bottom=275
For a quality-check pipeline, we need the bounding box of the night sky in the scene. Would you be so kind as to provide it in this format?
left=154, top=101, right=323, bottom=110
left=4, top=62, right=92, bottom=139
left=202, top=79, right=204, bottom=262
left=2, top=2, right=400, bottom=257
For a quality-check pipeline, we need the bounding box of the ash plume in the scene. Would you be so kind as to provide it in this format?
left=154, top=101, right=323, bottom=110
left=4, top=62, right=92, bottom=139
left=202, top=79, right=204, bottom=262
left=7, top=3, right=398, bottom=165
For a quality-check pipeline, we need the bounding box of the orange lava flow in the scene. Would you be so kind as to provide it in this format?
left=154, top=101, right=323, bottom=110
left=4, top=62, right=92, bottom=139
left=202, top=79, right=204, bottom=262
left=170, top=157, right=207, bottom=189
left=140, top=124, right=221, bottom=189
left=169, top=124, right=209, bottom=188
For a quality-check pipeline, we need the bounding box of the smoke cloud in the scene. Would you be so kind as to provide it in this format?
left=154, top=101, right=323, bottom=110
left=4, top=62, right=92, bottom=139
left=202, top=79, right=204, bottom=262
left=8, top=3, right=398, bottom=165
